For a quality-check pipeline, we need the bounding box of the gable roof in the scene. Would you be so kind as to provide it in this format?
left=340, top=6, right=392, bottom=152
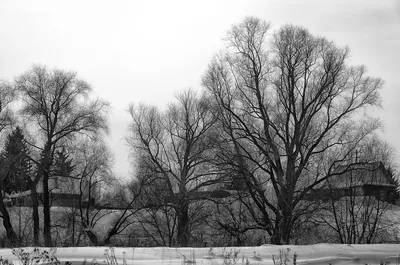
left=326, top=162, right=396, bottom=189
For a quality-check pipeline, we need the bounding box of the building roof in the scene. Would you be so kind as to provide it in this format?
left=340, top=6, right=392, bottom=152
left=9, top=190, right=32, bottom=198
left=326, top=162, right=396, bottom=189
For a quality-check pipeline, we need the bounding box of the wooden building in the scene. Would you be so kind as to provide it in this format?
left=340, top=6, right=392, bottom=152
left=310, top=162, right=397, bottom=203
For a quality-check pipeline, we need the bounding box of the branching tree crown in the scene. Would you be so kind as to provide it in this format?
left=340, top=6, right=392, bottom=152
left=127, top=89, right=219, bottom=246
left=15, top=64, right=110, bottom=247
left=202, top=17, right=383, bottom=244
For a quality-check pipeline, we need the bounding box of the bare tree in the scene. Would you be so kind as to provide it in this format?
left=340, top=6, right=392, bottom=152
left=70, top=138, right=114, bottom=245
left=0, top=80, right=18, bottom=245
left=15, top=65, right=109, bottom=246
left=136, top=200, right=177, bottom=246
left=129, top=155, right=177, bottom=246
left=0, top=81, right=14, bottom=133
left=127, top=90, right=219, bottom=246
left=100, top=179, right=147, bottom=245
left=202, top=17, right=383, bottom=244
left=72, top=138, right=147, bottom=245
left=135, top=174, right=211, bottom=247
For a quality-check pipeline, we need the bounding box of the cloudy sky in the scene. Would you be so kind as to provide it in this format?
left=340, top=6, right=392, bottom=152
left=1, top=0, right=399, bottom=178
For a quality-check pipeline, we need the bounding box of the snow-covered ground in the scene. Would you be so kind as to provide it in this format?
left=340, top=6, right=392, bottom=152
left=1, top=244, right=400, bottom=265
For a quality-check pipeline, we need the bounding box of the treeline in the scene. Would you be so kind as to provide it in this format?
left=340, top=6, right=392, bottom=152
left=0, top=17, right=397, bottom=247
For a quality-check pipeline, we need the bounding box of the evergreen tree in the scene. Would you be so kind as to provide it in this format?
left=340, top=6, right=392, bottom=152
left=1, top=126, right=31, bottom=194
left=53, top=148, right=74, bottom=178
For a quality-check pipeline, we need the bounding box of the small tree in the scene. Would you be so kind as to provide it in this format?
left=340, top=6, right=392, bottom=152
left=71, top=138, right=114, bottom=245
left=135, top=172, right=178, bottom=246
left=70, top=138, right=146, bottom=245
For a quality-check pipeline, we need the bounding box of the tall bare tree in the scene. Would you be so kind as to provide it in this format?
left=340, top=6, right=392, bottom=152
left=202, top=17, right=383, bottom=244
left=15, top=65, right=109, bottom=246
left=127, top=90, right=219, bottom=246
left=71, top=138, right=114, bottom=245
left=0, top=80, right=18, bottom=245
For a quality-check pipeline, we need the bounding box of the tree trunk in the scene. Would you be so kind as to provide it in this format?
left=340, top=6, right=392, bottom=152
left=84, top=225, right=99, bottom=245
left=270, top=207, right=292, bottom=245
left=0, top=192, right=18, bottom=246
left=270, top=221, right=283, bottom=245
left=30, top=186, right=40, bottom=246
left=103, top=233, right=113, bottom=245
left=43, top=170, right=52, bottom=246
left=103, top=228, right=117, bottom=245
left=281, top=216, right=292, bottom=244
left=177, top=202, right=189, bottom=247
left=71, top=211, right=75, bottom=246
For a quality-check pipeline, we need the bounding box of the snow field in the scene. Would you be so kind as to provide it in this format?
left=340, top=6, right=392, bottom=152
left=0, top=244, right=400, bottom=265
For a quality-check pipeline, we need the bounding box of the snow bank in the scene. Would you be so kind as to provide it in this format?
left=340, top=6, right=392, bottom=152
left=0, top=244, right=399, bottom=265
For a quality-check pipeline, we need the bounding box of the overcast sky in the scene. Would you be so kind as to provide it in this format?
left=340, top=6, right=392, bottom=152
left=1, top=0, right=399, bottom=178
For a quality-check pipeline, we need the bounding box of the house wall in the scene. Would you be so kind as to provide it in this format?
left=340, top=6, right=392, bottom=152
left=308, top=185, right=396, bottom=204
left=363, top=185, right=396, bottom=202
left=36, top=176, right=80, bottom=194
left=9, top=193, right=94, bottom=208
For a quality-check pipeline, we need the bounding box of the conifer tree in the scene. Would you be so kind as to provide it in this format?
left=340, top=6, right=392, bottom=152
left=53, top=148, right=74, bottom=179
left=1, top=126, right=31, bottom=194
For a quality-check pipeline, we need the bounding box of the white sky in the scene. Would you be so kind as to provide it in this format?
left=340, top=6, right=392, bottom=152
left=1, top=0, right=399, bottom=178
